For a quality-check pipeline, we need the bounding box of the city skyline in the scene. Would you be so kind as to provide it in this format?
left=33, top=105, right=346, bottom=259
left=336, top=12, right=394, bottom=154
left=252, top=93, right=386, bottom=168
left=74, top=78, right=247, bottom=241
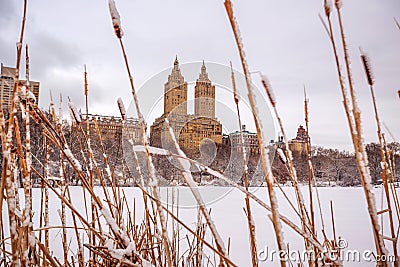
left=0, top=0, right=399, bottom=151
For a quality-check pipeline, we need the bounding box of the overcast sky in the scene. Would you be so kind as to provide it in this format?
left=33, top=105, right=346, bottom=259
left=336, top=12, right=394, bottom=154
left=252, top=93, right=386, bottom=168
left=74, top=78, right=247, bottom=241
left=0, top=0, right=399, bottom=151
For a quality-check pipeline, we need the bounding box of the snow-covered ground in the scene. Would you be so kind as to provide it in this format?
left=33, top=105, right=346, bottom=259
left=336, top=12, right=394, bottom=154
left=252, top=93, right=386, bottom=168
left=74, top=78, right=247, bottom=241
left=2, top=186, right=399, bottom=266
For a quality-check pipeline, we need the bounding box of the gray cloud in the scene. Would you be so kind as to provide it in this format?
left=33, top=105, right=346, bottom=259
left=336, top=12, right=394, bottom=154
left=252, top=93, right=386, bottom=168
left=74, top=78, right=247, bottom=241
left=0, top=0, right=398, bottom=151
left=28, top=32, right=81, bottom=78
left=0, top=0, right=16, bottom=24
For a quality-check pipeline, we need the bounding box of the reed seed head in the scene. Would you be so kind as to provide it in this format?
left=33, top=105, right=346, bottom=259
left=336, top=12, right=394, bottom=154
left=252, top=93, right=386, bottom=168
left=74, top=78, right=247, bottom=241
left=68, top=101, right=82, bottom=125
left=324, top=0, right=332, bottom=17
left=335, top=0, right=342, bottom=9
left=260, top=74, right=276, bottom=107
left=108, top=0, right=124, bottom=39
left=117, top=97, right=126, bottom=120
left=84, top=65, right=88, bottom=96
left=360, top=52, right=374, bottom=86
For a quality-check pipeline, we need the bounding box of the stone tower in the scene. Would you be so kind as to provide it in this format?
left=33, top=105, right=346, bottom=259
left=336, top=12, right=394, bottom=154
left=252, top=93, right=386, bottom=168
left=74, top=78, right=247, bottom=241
left=164, top=56, right=187, bottom=115
left=151, top=58, right=222, bottom=153
left=194, top=61, right=215, bottom=118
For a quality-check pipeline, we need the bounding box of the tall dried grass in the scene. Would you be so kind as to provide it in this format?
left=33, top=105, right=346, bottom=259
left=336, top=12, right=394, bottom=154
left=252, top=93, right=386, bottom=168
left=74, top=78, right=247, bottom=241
left=0, top=0, right=398, bottom=267
left=320, top=0, right=399, bottom=265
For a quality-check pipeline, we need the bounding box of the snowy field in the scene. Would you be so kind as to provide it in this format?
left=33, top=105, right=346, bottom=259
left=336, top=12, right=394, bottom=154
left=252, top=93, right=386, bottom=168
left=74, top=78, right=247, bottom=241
left=2, top=186, right=399, bottom=266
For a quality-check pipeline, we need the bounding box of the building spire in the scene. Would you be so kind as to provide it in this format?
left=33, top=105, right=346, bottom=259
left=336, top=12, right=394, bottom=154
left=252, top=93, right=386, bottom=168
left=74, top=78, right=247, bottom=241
left=167, top=56, right=184, bottom=85
left=198, top=60, right=210, bottom=82
left=174, top=55, right=179, bottom=66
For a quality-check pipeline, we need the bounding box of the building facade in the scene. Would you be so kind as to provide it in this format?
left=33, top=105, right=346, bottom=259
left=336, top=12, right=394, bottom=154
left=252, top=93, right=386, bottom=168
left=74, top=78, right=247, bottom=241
left=229, top=125, right=260, bottom=155
left=1, top=64, right=40, bottom=109
left=80, top=114, right=142, bottom=144
left=150, top=58, right=222, bottom=153
left=288, top=125, right=309, bottom=154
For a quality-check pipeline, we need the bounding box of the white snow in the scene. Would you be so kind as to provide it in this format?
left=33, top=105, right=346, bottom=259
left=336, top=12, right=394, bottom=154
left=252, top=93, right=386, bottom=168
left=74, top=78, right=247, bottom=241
left=63, top=145, right=82, bottom=171
left=100, top=206, right=130, bottom=246
left=1, top=187, right=399, bottom=267
left=325, top=0, right=332, bottom=15
left=380, top=161, right=385, bottom=170
left=132, top=144, right=169, bottom=156
left=20, top=85, right=27, bottom=97
left=104, top=238, right=136, bottom=261
left=108, top=0, right=124, bottom=37
left=28, top=91, right=36, bottom=103
left=277, top=148, right=286, bottom=164
left=28, top=232, right=37, bottom=247
left=105, top=166, right=112, bottom=179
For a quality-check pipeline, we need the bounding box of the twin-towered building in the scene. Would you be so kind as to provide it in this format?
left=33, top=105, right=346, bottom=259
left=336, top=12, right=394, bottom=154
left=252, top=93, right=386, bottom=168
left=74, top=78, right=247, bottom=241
left=150, top=57, right=222, bottom=153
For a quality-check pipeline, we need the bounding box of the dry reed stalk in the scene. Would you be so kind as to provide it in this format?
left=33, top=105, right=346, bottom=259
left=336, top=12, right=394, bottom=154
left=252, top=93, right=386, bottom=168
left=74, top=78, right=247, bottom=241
left=22, top=44, right=36, bottom=264
left=4, top=151, right=20, bottom=266
left=31, top=168, right=103, bottom=241
left=261, top=76, right=312, bottom=223
left=395, top=18, right=400, bottom=31
left=24, top=45, right=33, bottom=218
left=107, top=2, right=172, bottom=264
left=382, top=136, right=400, bottom=223
left=13, top=112, right=31, bottom=265
left=44, top=134, right=50, bottom=267
left=122, top=129, right=157, bottom=265
left=262, top=165, right=309, bottom=224
left=83, top=65, right=97, bottom=264
left=0, top=3, right=28, bottom=259
left=303, top=88, right=315, bottom=235
left=360, top=50, right=399, bottom=265
left=91, top=118, right=120, bottom=212
left=60, top=164, right=69, bottom=265
left=32, top=91, right=234, bottom=266
left=33, top=107, right=149, bottom=266
left=303, top=88, right=330, bottom=262
left=51, top=100, right=84, bottom=267
left=330, top=201, right=337, bottom=247
left=194, top=209, right=206, bottom=266
left=176, top=190, right=180, bottom=266
left=259, top=74, right=318, bottom=264
left=334, top=1, right=359, bottom=125
left=0, top=102, right=6, bottom=218
left=318, top=7, right=356, bottom=139
left=321, top=0, right=389, bottom=261
left=230, top=62, right=258, bottom=266
left=4, top=0, right=28, bottom=131
left=223, top=2, right=286, bottom=263
left=0, top=106, right=7, bottom=264
left=38, top=173, right=45, bottom=266
left=39, top=95, right=90, bottom=266
left=36, top=239, right=62, bottom=267
left=32, top=174, right=94, bottom=267
left=163, top=118, right=230, bottom=266
left=49, top=95, right=69, bottom=265
left=134, top=144, right=326, bottom=252
left=137, top=184, right=239, bottom=267
left=47, top=95, right=64, bottom=262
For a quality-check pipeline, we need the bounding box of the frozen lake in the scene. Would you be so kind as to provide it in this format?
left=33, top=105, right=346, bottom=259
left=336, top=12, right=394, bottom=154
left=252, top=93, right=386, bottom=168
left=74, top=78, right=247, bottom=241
left=2, top=186, right=399, bottom=266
